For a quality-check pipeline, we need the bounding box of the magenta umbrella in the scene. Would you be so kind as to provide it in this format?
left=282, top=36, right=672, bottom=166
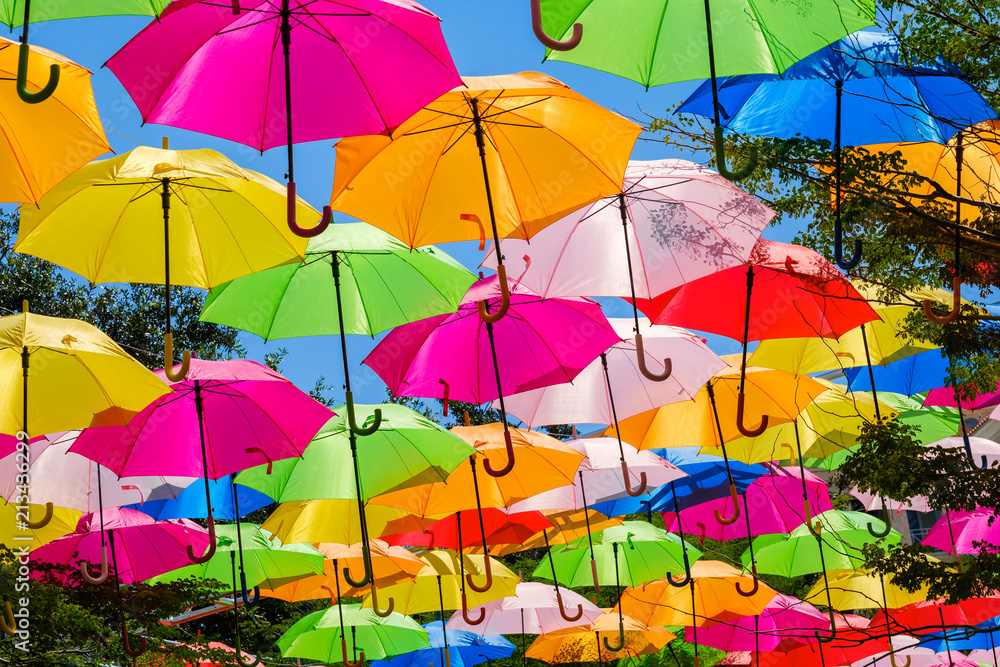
left=30, top=507, right=208, bottom=586
left=697, top=594, right=829, bottom=653
left=105, top=0, right=461, bottom=238
left=363, top=275, right=620, bottom=476
left=922, top=508, right=1000, bottom=555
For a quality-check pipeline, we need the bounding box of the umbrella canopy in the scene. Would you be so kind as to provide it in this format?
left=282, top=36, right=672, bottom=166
left=261, top=499, right=431, bottom=546
left=446, top=582, right=603, bottom=636
left=199, top=223, right=476, bottom=340
left=919, top=617, right=1000, bottom=653
left=697, top=594, right=830, bottom=653
left=678, top=31, right=995, bottom=145
left=69, top=358, right=332, bottom=479
left=480, top=159, right=774, bottom=299
left=498, top=320, right=725, bottom=428
left=0, top=1, right=171, bottom=26
left=235, top=403, right=475, bottom=502
left=844, top=348, right=949, bottom=397
left=477, top=509, right=623, bottom=556
left=803, top=569, right=932, bottom=611
left=873, top=599, right=1000, bottom=636
left=533, top=521, right=702, bottom=588
left=31, top=507, right=208, bottom=584
left=125, top=475, right=273, bottom=522
left=149, top=523, right=325, bottom=591
left=0, top=502, right=81, bottom=551
left=382, top=509, right=552, bottom=550
left=364, top=276, right=620, bottom=406
left=756, top=628, right=891, bottom=667
left=926, top=379, right=1000, bottom=411
left=0, top=37, right=110, bottom=204
left=371, top=620, right=516, bottom=667
left=853, top=636, right=981, bottom=667
left=330, top=71, right=641, bottom=248
left=526, top=612, right=676, bottom=663
left=277, top=603, right=430, bottom=664
left=923, top=508, right=1000, bottom=554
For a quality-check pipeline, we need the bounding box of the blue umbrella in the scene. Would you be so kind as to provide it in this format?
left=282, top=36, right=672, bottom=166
left=843, top=348, right=948, bottom=396
left=370, top=620, right=515, bottom=667
left=918, top=616, right=1000, bottom=653
left=125, top=475, right=272, bottom=521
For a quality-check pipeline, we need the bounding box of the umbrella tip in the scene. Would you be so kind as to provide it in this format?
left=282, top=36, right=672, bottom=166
left=21, top=301, right=27, bottom=314
left=162, top=137, right=168, bottom=150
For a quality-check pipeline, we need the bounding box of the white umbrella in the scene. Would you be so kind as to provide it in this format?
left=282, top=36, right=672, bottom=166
left=446, top=581, right=601, bottom=636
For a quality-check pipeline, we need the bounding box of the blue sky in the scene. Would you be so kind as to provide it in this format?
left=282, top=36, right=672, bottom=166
left=8, top=2, right=803, bottom=406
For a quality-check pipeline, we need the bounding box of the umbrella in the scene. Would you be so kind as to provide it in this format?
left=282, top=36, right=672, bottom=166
left=757, top=627, right=891, bottom=667
left=525, top=612, right=676, bottom=663
left=381, top=510, right=552, bottom=551
left=0, top=502, right=80, bottom=552
left=30, top=507, right=208, bottom=585
left=923, top=508, right=1000, bottom=555
left=919, top=617, right=1000, bottom=654
left=844, top=349, right=949, bottom=397
left=476, top=509, right=623, bottom=557
left=107, top=0, right=461, bottom=238
left=873, top=599, right=1000, bottom=638
left=261, top=499, right=431, bottom=546
left=277, top=602, right=430, bottom=665
left=803, top=568, right=932, bottom=611
left=16, top=143, right=314, bottom=380
left=854, top=636, right=981, bottom=667
left=125, top=475, right=273, bottom=522
left=370, top=620, right=516, bottom=667
left=0, top=36, right=109, bottom=203
left=445, top=582, right=602, bottom=636
left=696, top=594, right=830, bottom=653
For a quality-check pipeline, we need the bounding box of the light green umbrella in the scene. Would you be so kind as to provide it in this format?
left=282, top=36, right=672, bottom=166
left=277, top=603, right=430, bottom=665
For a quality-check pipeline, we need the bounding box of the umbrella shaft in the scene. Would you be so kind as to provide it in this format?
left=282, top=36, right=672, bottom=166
left=859, top=324, right=880, bottom=419
left=739, top=266, right=754, bottom=393
left=485, top=321, right=508, bottom=429
left=601, top=354, right=625, bottom=460
left=20, top=0, right=31, bottom=42
left=618, top=193, right=641, bottom=333
left=281, top=0, right=294, bottom=181
left=162, top=179, right=173, bottom=334
left=702, top=0, right=721, bottom=128
left=835, top=80, right=842, bottom=230
left=331, top=253, right=353, bottom=393
left=195, top=382, right=214, bottom=516
left=470, top=97, right=503, bottom=263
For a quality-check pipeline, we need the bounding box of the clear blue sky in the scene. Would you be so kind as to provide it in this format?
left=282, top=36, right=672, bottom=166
left=9, top=2, right=802, bottom=405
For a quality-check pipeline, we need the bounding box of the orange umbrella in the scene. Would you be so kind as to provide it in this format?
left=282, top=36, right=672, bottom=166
left=526, top=611, right=676, bottom=663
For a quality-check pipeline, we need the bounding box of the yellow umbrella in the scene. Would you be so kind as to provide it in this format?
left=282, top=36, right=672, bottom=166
left=0, top=37, right=110, bottom=205
left=803, top=568, right=933, bottom=611
left=261, top=500, right=433, bottom=546
left=16, top=142, right=315, bottom=380
left=526, top=612, right=676, bottom=663
left=0, top=502, right=80, bottom=551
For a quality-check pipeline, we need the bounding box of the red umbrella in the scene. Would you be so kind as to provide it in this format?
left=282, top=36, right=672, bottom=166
left=757, top=628, right=891, bottom=667
left=381, top=509, right=552, bottom=550
left=873, top=598, right=1000, bottom=636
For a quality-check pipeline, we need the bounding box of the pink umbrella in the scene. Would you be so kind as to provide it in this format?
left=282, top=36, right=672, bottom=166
left=852, top=635, right=981, bottom=667
left=363, top=276, right=620, bottom=476
left=697, top=594, right=830, bottom=653
left=30, top=507, right=208, bottom=585
left=925, top=381, right=1000, bottom=411
left=923, top=508, right=1000, bottom=555
left=849, top=487, right=930, bottom=514
left=446, top=581, right=602, bottom=636
left=105, top=0, right=460, bottom=237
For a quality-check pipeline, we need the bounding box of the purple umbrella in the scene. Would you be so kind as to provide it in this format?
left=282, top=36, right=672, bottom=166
left=363, top=275, right=620, bottom=476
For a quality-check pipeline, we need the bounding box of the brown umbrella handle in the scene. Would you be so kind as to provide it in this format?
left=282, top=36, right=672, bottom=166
left=371, top=585, right=395, bottom=618
left=621, top=460, right=647, bottom=497
left=483, top=430, right=515, bottom=477
left=714, top=484, right=741, bottom=525
left=478, top=265, right=511, bottom=323
left=735, top=565, right=759, bottom=597
left=462, top=592, right=485, bottom=625
left=187, top=515, right=217, bottom=564
left=287, top=181, right=332, bottom=237
left=922, top=276, right=961, bottom=324
left=0, top=601, right=15, bottom=636
left=122, top=622, right=146, bottom=657
left=163, top=333, right=191, bottom=382
left=245, top=447, right=273, bottom=475
left=466, top=555, right=493, bottom=593
left=556, top=588, right=583, bottom=622
left=590, top=559, right=600, bottom=592
left=735, top=392, right=768, bottom=437
left=24, top=502, right=53, bottom=529
left=635, top=333, right=672, bottom=382
left=529, top=0, right=582, bottom=50
left=342, top=639, right=364, bottom=667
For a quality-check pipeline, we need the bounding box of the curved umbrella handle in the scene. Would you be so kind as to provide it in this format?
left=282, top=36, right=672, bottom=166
left=922, top=276, right=961, bottom=325
left=602, top=621, right=626, bottom=652
left=736, top=392, right=768, bottom=438
left=466, top=555, right=493, bottom=593
left=80, top=545, right=109, bottom=585
left=478, top=265, right=511, bottom=323
left=713, top=484, right=741, bottom=525
left=122, top=622, right=147, bottom=657
left=590, top=559, right=600, bottom=592
left=666, top=552, right=691, bottom=588
left=163, top=333, right=191, bottom=382
left=342, top=639, right=364, bottom=667
left=695, top=521, right=707, bottom=546
left=529, top=0, right=582, bottom=50
left=804, top=501, right=822, bottom=538
left=371, top=585, right=395, bottom=618
left=890, top=651, right=912, bottom=667
left=621, top=460, right=648, bottom=497
left=25, top=502, right=53, bottom=529
left=287, top=181, right=332, bottom=237
left=343, top=544, right=373, bottom=588
left=240, top=571, right=260, bottom=608
left=439, top=379, right=450, bottom=416
left=867, top=507, right=892, bottom=539
left=634, top=333, right=672, bottom=382
left=187, top=515, right=217, bottom=564
left=1, top=601, right=15, bottom=637
left=235, top=632, right=261, bottom=667
left=245, top=447, right=273, bottom=475
left=714, top=126, right=758, bottom=182
left=17, top=42, right=59, bottom=104
left=980, top=455, right=990, bottom=470
left=268, top=519, right=283, bottom=542
left=462, top=592, right=486, bottom=625
left=778, top=443, right=796, bottom=465
left=735, top=565, right=759, bottom=597
left=346, top=391, right=381, bottom=437
left=120, top=484, right=145, bottom=506
left=555, top=588, right=583, bottom=622
left=834, top=217, right=862, bottom=271
left=483, top=430, right=515, bottom=477
left=815, top=612, right=838, bottom=644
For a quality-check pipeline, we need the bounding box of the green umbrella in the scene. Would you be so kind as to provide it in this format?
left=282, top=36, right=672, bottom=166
left=532, top=521, right=701, bottom=588
left=276, top=603, right=430, bottom=665
left=235, top=403, right=475, bottom=502
left=148, top=524, right=325, bottom=591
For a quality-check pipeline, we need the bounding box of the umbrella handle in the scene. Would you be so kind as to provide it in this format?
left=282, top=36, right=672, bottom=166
left=867, top=507, right=892, bottom=539
left=371, top=585, right=395, bottom=618
left=163, top=333, right=191, bottom=382
left=556, top=588, right=584, bottom=622
left=287, top=181, right=332, bottom=238
left=834, top=217, right=862, bottom=271
left=483, top=430, right=515, bottom=477
left=602, top=621, right=625, bottom=652
left=245, top=447, right=273, bottom=475
left=235, top=632, right=261, bottom=667
left=240, top=571, right=261, bottom=608
left=713, top=484, right=741, bottom=525
left=634, top=333, right=672, bottom=382
left=922, top=276, right=961, bottom=325
left=187, top=515, right=217, bottom=564
left=231, top=0, right=241, bottom=13
left=466, top=555, right=493, bottom=593
left=735, top=392, right=768, bottom=438
left=121, top=484, right=145, bottom=506
left=890, top=651, right=912, bottom=667
left=80, top=545, right=109, bottom=585
left=804, top=501, right=822, bottom=538
left=342, top=639, right=364, bottom=667
left=695, top=521, right=707, bottom=546
left=815, top=611, right=837, bottom=644
left=529, top=0, right=582, bottom=50
left=346, top=391, right=381, bottom=437
left=343, top=544, right=373, bottom=588
left=477, top=265, right=511, bottom=323
left=462, top=592, right=485, bottom=625
left=713, top=126, right=757, bottom=182
left=439, top=379, right=450, bottom=416
left=621, top=460, right=648, bottom=497
left=778, top=443, right=795, bottom=465
left=0, top=601, right=15, bottom=637
left=590, top=559, right=600, bottom=592
left=16, top=42, right=59, bottom=104
left=122, top=622, right=147, bottom=657
left=735, top=565, right=759, bottom=597
left=24, top=501, right=53, bottom=529
left=666, top=551, right=691, bottom=588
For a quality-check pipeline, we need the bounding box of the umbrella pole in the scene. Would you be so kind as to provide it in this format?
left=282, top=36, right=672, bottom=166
left=879, top=573, right=909, bottom=667
left=736, top=266, right=768, bottom=438
left=483, top=313, right=515, bottom=477
left=577, top=471, right=601, bottom=593
left=939, top=607, right=955, bottom=667
left=813, top=526, right=838, bottom=644
left=542, top=529, right=583, bottom=621
left=601, top=543, right=626, bottom=652
left=706, top=381, right=740, bottom=525
left=111, top=531, right=146, bottom=658
left=521, top=608, right=526, bottom=667
left=232, top=477, right=259, bottom=607
left=467, top=457, right=494, bottom=592
left=860, top=325, right=893, bottom=539
left=19, top=318, right=52, bottom=530
left=15, top=0, right=59, bottom=104
left=735, top=493, right=760, bottom=597
left=187, top=381, right=218, bottom=564
left=617, top=193, right=670, bottom=383
left=944, top=509, right=963, bottom=572
left=601, top=353, right=647, bottom=496
left=456, top=511, right=485, bottom=624
left=160, top=175, right=190, bottom=382
left=437, top=575, right=451, bottom=667
left=80, top=465, right=109, bottom=584
left=666, top=481, right=691, bottom=586
left=923, top=132, right=964, bottom=325
left=793, top=420, right=820, bottom=537
left=834, top=79, right=862, bottom=270
left=689, top=576, right=700, bottom=667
